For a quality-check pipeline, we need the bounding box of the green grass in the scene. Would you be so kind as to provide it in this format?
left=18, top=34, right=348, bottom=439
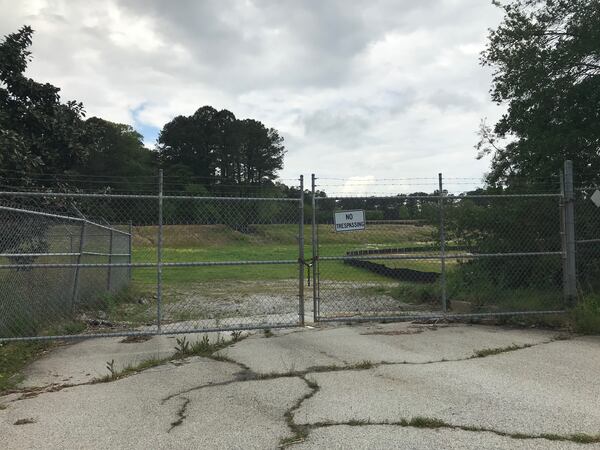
left=573, top=294, right=600, bottom=334
left=103, top=284, right=156, bottom=325
left=473, top=344, right=532, bottom=358
left=129, top=222, right=438, bottom=286
left=0, top=341, right=50, bottom=393
left=127, top=221, right=567, bottom=322
left=133, top=223, right=434, bottom=250
left=0, top=320, right=90, bottom=393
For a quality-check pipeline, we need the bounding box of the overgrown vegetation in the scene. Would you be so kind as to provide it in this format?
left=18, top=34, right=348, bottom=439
left=96, top=333, right=240, bottom=383
left=0, top=341, right=50, bottom=393
left=573, top=294, right=600, bottom=334
left=473, top=344, right=532, bottom=358
left=102, top=284, right=155, bottom=325
left=96, top=356, right=166, bottom=383
left=0, top=318, right=90, bottom=393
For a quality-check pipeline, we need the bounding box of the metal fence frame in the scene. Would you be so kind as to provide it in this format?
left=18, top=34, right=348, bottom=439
left=309, top=162, right=577, bottom=323
left=1, top=161, right=595, bottom=340
left=0, top=173, right=305, bottom=341
left=0, top=204, right=132, bottom=291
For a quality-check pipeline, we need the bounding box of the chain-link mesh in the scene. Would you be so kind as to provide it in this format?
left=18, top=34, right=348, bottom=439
left=157, top=196, right=302, bottom=333
left=313, top=194, right=444, bottom=319
left=0, top=197, right=133, bottom=338
left=0, top=190, right=303, bottom=340
left=574, top=187, right=600, bottom=295
left=1, top=169, right=586, bottom=339
left=443, top=195, right=563, bottom=315
left=312, top=181, right=566, bottom=321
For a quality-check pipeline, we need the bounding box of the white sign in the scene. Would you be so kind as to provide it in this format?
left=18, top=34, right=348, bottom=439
left=591, top=190, right=600, bottom=208
left=334, top=210, right=366, bottom=232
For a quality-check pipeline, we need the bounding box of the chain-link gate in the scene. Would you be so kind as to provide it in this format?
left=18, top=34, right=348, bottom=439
left=0, top=174, right=306, bottom=341
left=2, top=162, right=597, bottom=340
left=310, top=172, right=570, bottom=323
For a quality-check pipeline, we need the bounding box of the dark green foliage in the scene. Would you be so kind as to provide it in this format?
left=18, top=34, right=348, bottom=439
left=573, top=294, right=600, bottom=334
left=479, top=0, right=600, bottom=186
left=0, top=341, right=49, bottom=393
left=158, top=105, right=286, bottom=189
left=0, top=26, right=89, bottom=185
left=443, top=194, right=562, bottom=298
left=475, top=1, right=600, bottom=308
left=75, top=117, right=157, bottom=191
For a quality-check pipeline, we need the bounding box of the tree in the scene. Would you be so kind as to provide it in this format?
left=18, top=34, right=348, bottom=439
left=0, top=26, right=89, bottom=186
left=75, top=117, right=156, bottom=192
left=479, top=0, right=600, bottom=186
left=157, top=106, right=286, bottom=189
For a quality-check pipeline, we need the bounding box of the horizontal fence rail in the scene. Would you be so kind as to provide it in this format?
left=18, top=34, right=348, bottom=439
left=310, top=165, right=576, bottom=323
left=1, top=163, right=594, bottom=341
left=0, top=179, right=305, bottom=341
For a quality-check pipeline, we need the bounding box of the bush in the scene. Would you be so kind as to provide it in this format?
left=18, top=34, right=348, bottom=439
left=573, top=295, right=600, bottom=334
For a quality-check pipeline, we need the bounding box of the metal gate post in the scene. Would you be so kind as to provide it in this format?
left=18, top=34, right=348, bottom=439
left=107, top=229, right=114, bottom=292
left=157, top=169, right=164, bottom=333
left=70, top=221, right=86, bottom=312
left=559, top=169, right=567, bottom=299
left=563, top=161, right=577, bottom=305
left=438, top=173, right=448, bottom=312
left=128, top=221, right=133, bottom=281
left=311, top=174, right=318, bottom=322
left=298, top=175, right=305, bottom=325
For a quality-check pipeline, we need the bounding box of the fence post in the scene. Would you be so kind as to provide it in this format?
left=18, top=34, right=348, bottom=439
left=107, top=229, right=114, bottom=292
left=298, top=175, right=305, bottom=326
left=128, top=221, right=133, bottom=281
left=311, top=174, right=318, bottom=322
left=559, top=169, right=567, bottom=299
left=563, top=160, right=577, bottom=305
left=438, top=173, right=448, bottom=313
left=70, top=221, right=86, bottom=312
left=157, top=169, right=163, bottom=333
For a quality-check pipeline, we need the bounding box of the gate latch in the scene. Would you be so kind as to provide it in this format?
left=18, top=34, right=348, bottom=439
left=299, top=258, right=314, bottom=286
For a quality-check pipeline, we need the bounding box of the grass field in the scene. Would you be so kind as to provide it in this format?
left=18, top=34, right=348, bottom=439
left=130, top=223, right=438, bottom=285
left=1, top=222, right=577, bottom=337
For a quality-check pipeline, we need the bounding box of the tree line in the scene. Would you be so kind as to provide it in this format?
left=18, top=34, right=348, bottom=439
left=0, top=26, right=287, bottom=196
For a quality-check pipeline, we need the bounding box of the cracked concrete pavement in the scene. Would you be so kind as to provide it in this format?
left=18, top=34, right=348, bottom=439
left=1, top=322, right=599, bottom=449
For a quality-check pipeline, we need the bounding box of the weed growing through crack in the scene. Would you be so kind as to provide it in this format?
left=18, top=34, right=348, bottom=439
left=354, top=360, right=374, bottom=369
left=280, top=376, right=320, bottom=447
left=173, top=334, right=239, bottom=360
left=264, top=329, right=274, bottom=338
left=97, top=357, right=166, bottom=382
left=13, top=418, right=36, bottom=425
left=231, top=330, right=243, bottom=342
left=174, top=337, right=190, bottom=357
left=473, top=343, right=532, bottom=358
left=105, top=360, right=117, bottom=380
left=407, top=416, right=447, bottom=428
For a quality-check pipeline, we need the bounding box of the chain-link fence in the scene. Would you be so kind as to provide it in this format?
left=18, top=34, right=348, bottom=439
left=2, top=163, right=597, bottom=340
left=0, top=174, right=305, bottom=341
left=310, top=170, right=570, bottom=322
left=0, top=202, right=131, bottom=338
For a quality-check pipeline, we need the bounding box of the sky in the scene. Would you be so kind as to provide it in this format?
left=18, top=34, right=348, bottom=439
left=1, top=0, right=506, bottom=194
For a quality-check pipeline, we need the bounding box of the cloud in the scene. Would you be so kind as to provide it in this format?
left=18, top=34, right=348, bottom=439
left=0, top=0, right=505, bottom=191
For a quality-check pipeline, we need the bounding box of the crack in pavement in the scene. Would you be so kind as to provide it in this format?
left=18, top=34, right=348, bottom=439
left=3, top=335, right=566, bottom=405
left=1, top=333, right=586, bottom=447
left=280, top=376, right=320, bottom=447
left=287, top=419, right=600, bottom=447
left=168, top=397, right=190, bottom=432
left=159, top=338, right=568, bottom=443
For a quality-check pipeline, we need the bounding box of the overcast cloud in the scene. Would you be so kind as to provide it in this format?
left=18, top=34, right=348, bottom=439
left=1, top=0, right=505, bottom=193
